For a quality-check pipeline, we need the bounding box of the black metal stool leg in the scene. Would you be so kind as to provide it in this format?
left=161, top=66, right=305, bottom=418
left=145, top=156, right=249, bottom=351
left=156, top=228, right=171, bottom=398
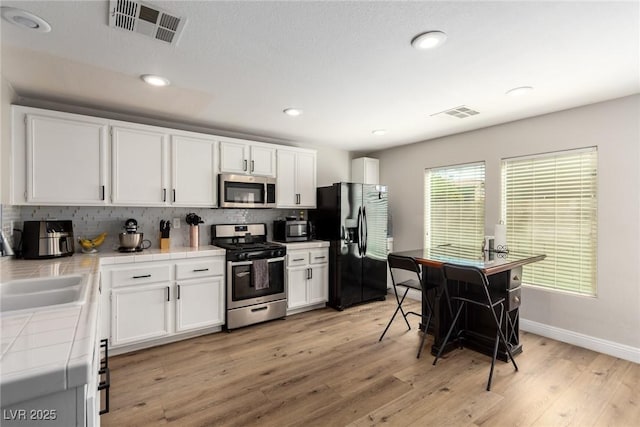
left=379, top=287, right=411, bottom=342
left=433, top=302, right=464, bottom=365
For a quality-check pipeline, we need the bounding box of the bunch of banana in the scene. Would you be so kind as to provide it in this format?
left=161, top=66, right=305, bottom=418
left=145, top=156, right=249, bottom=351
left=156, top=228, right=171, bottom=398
left=78, top=232, right=107, bottom=253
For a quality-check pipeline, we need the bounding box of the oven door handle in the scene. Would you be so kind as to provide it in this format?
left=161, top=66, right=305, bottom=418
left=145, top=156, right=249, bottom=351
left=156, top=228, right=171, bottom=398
left=228, top=257, right=285, bottom=267
left=229, top=261, right=253, bottom=267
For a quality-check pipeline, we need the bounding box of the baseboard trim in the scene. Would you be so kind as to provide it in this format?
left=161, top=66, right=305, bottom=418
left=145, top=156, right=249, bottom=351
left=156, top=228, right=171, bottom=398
left=520, top=318, right=640, bottom=364
left=388, top=288, right=639, bottom=363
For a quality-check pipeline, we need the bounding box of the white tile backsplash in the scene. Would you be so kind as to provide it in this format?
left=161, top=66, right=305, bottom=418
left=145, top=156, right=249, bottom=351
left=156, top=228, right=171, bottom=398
left=12, top=206, right=305, bottom=252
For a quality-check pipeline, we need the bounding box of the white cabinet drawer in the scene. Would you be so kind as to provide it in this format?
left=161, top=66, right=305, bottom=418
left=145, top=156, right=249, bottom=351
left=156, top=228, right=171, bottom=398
left=309, top=249, right=328, bottom=265
left=288, top=252, right=309, bottom=267
left=176, top=258, right=224, bottom=280
left=110, top=264, right=171, bottom=288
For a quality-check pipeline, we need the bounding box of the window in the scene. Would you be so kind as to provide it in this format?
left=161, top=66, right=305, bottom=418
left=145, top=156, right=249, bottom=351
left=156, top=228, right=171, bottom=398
left=425, top=162, right=485, bottom=249
left=501, top=148, right=597, bottom=295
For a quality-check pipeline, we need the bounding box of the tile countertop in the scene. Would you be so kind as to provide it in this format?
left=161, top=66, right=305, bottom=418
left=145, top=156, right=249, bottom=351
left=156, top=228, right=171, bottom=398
left=0, top=245, right=225, bottom=407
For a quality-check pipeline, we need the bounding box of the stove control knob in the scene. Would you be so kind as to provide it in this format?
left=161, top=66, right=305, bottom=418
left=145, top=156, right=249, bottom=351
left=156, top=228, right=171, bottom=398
left=237, top=253, right=247, bottom=261
left=277, top=249, right=285, bottom=257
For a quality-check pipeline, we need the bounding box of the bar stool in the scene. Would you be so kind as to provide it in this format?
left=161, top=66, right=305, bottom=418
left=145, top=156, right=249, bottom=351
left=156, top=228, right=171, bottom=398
left=433, top=263, right=518, bottom=391
left=379, top=254, right=439, bottom=358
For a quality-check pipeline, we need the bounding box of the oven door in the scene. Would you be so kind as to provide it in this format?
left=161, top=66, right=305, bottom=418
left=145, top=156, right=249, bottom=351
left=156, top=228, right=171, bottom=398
left=227, top=257, right=286, bottom=309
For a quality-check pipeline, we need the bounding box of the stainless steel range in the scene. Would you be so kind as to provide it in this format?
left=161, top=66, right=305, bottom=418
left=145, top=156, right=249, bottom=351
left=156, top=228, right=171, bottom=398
left=211, top=223, right=287, bottom=330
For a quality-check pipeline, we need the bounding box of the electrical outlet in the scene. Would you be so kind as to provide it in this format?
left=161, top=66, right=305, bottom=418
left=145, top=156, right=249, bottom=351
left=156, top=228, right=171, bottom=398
left=172, top=218, right=181, bottom=229
left=2, top=224, right=11, bottom=237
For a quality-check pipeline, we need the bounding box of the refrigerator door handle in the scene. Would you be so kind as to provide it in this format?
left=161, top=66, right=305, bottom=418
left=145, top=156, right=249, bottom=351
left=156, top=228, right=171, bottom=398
left=362, top=206, right=368, bottom=255
left=356, top=206, right=363, bottom=256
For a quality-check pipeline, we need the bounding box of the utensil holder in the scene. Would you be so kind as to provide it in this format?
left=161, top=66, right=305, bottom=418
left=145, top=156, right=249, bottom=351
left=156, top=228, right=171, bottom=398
left=160, top=238, right=170, bottom=250
left=190, top=226, right=199, bottom=248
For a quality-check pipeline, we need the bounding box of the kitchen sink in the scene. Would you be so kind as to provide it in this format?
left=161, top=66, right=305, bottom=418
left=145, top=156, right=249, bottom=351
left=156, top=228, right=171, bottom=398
left=0, top=275, right=89, bottom=314
left=1, top=275, right=84, bottom=295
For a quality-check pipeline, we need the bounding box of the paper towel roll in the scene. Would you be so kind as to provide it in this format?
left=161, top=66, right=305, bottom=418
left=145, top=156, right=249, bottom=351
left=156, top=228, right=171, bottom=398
left=494, top=223, right=507, bottom=252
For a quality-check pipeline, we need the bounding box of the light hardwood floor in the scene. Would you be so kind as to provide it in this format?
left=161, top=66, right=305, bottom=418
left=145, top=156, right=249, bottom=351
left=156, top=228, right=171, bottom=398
left=101, top=299, right=639, bottom=427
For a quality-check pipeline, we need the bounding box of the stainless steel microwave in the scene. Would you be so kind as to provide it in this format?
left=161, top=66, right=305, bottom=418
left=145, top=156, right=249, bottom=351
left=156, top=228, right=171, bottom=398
left=219, top=174, right=276, bottom=208
left=273, top=220, right=313, bottom=242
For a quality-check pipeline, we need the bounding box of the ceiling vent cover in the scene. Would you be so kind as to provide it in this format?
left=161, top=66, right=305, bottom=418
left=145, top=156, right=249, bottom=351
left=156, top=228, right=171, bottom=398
left=109, top=0, right=186, bottom=45
left=432, top=105, right=480, bottom=119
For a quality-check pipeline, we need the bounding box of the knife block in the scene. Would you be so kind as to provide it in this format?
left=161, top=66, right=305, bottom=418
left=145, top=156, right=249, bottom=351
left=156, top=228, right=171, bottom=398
left=160, top=238, right=170, bottom=250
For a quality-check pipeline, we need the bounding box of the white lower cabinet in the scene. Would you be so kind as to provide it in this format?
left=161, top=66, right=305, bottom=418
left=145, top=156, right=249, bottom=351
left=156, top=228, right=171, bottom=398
left=111, top=283, right=172, bottom=346
left=287, top=266, right=310, bottom=309
left=285, top=245, right=329, bottom=313
left=101, top=254, right=225, bottom=352
left=176, top=276, right=224, bottom=332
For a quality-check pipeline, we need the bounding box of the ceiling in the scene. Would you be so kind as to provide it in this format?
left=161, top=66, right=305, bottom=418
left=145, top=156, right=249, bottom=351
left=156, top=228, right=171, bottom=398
left=1, top=1, right=638, bottom=152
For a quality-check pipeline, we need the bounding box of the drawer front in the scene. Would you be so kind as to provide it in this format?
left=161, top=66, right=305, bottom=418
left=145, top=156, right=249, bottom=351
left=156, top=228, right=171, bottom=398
left=288, top=251, right=309, bottom=267
left=309, top=249, right=328, bottom=265
left=176, top=258, right=224, bottom=280
left=505, top=287, right=522, bottom=312
left=110, top=264, right=171, bottom=287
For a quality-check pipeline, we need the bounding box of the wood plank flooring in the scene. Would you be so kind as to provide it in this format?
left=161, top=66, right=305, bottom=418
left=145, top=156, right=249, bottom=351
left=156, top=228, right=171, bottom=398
left=101, top=299, right=640, bottom=427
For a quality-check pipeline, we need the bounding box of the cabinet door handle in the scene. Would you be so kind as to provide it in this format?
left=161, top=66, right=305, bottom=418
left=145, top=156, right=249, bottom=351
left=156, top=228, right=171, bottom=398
left=100, top=185, right=105, bottom=201
left=132, top=274, right=151, bottom=279
left=314, top=256, right=326, bottom=260
left=163, top=188, right=167, bottom=202
left=193, top=268, right=209, bottom=272
left=173, top=189, right=176, bottom=203
left=251, top=160, right=255, bottom=172
left=293, top=258, right=305, bottom=262
left=309, top=268, right=313, bottom=280
left=243, top=159, right=248, bottom=171
left=177, top=285, right=181, bottom=300
left=166, top=286, right=170, bottom=302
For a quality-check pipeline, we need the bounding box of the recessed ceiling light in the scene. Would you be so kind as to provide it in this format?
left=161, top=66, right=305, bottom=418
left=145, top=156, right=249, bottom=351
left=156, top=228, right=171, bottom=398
left=141, top=74, right=170, bottom=87
left=506, top=86, right=534, bottom=96
left=411, top=31, right=447, bottom=50
left=1, top=7, right=51, bottom=32
left=283, top=108, right=303, bottom=117
left=372, top=129, right=386, bottom=136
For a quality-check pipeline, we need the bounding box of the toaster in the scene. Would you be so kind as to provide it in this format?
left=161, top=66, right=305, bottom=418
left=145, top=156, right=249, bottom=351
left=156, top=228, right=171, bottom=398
left=22, top=220, right=75, bottom=259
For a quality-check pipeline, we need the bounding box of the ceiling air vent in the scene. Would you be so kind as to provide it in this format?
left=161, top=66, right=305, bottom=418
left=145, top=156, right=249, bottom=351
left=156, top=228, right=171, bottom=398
left=108, top=0, right=186, bottom=45
left=431, top=105, right=480, bottom=119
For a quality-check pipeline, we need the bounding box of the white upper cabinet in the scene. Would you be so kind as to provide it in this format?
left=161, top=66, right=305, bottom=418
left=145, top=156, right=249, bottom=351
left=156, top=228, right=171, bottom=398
left=219, top=140, right=248, bottom=174
left=111, top=124, right=169, bottom=206
left=17, top=108, right=109, bottom=205
left=220, top=140, right=276, bottom=177
left=276, top=148, right=317, bottom=208
left=351, top=157, right=379, bottom=184
left=171, top=134, right=217, bottom=207
left=10, top=106, right=317, bottom=208
left=250, top=145, right=276, bottom=176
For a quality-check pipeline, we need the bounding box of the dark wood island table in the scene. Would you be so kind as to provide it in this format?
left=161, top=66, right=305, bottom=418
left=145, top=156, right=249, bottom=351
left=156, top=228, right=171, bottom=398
left=390, top=246, right=546, bottom=361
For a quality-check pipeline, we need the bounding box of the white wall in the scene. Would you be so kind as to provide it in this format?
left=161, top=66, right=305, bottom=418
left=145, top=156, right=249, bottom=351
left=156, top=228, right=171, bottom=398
left=1, top=76, right=17, bottom=204
left=310, top=143, right=352, bottom=186
left=374, top=95, right=640, bottom=356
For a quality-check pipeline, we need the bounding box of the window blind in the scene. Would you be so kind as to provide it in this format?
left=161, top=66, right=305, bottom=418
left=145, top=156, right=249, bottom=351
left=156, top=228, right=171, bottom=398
left=501, top=148, right=598, bottom=295
left=364, top=186, right=388, bottom=261
left=425, top=162, right=485, bottom=249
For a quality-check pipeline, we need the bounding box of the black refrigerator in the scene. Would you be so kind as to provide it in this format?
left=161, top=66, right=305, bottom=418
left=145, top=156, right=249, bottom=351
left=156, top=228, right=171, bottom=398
left=310, top=182, right=388, bottom=310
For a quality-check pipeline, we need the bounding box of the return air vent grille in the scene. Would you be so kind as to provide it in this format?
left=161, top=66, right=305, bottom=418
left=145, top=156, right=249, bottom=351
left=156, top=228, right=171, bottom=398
left=109, top=0, right=186, bottom=45
left=432, top=105, right=480, bottom=119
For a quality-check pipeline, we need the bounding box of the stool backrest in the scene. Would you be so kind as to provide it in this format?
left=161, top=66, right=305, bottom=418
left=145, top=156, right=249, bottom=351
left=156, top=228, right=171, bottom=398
left=387, top=254, right=421, bottom=274
left=442, top=263, right=492, bottom=300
